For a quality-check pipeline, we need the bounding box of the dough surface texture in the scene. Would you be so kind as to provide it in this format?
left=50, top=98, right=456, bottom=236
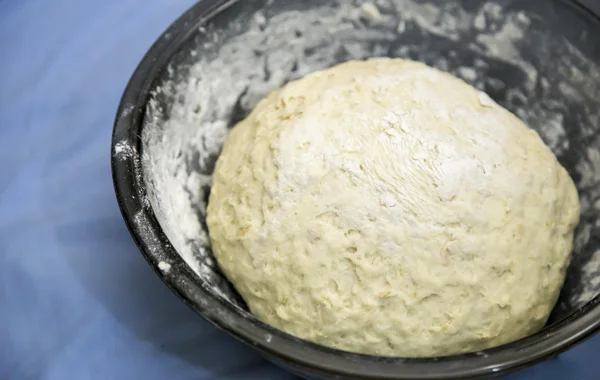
left=206, top=58, right=580, bottom=357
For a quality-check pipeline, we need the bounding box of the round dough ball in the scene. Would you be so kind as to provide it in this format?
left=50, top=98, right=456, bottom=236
left=206, top=58, right=579, bottom=357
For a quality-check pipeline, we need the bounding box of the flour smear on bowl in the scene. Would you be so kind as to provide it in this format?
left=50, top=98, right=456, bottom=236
left=134, top=0, right=600, bottom=313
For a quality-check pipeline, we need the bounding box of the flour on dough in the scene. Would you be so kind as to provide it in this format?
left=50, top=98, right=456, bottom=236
left=206, top=58, right=580, bottom=357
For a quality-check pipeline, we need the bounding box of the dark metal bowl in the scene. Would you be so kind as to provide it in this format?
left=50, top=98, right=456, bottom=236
left=112, top=0, right=600, bottom=378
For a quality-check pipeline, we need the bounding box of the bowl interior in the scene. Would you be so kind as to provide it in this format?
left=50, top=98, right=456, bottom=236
left=140, top=0, right=600, bottom=354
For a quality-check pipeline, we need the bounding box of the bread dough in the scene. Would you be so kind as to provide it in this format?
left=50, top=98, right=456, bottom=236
left=206, top=58, right=580, bottom=357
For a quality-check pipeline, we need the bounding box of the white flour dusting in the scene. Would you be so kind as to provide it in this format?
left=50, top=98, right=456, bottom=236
left=158, top=261, right=172, bottom=273
left=141, top=0, right=600, bottom=313
left=113, top=140, right=134, bottom=161
left=580, top=249, right=600, bottom=300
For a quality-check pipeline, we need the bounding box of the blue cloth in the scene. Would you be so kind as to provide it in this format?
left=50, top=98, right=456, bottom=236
left=1, top=0, right=599, bottom=379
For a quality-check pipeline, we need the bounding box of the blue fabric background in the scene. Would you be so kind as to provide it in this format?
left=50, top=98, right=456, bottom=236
left=1, top=0, right=599, bottom=379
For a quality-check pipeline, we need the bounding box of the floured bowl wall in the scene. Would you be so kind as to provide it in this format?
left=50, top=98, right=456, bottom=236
left=141, top=0, right=600, bottom=329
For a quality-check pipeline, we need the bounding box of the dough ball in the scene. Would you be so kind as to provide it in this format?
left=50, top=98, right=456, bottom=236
left=206, top=58, right=579, bottom=357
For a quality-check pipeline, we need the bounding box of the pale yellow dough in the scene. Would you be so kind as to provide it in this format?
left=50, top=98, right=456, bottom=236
left=206, top=58, right=580, bottom=357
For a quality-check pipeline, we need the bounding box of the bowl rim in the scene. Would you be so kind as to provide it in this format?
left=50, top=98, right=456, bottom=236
left=111, top=0, right=600, bottom=378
